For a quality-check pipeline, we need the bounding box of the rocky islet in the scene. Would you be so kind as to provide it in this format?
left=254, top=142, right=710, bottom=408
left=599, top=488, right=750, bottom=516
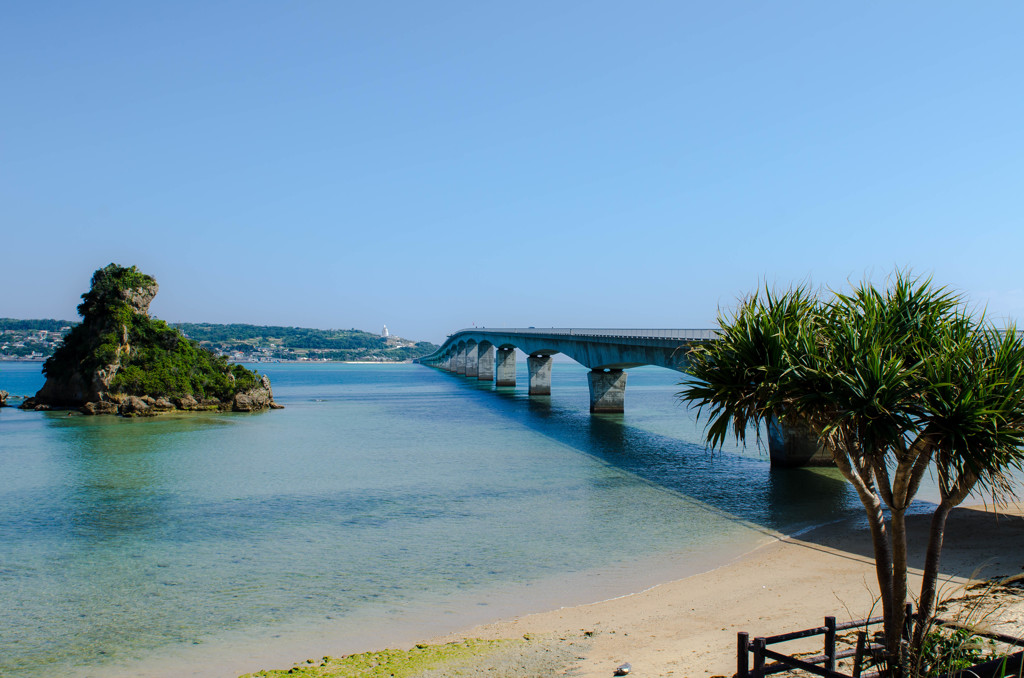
left=20, top=263, right=281, bottom=416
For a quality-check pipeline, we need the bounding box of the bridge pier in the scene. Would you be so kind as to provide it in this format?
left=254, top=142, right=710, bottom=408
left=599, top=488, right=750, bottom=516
left=455, top=348, right=467, bottom=375
left=527, top=354, right=552, bottom=395
left=767, top=417, right=832, bottom=467
left=465, top=344, right=479, bottom=378
left=477, top=345, right=495, bottom=381
left=588, top=369, right=627, bottom=413
left=496, top=347, right=516, bottom=386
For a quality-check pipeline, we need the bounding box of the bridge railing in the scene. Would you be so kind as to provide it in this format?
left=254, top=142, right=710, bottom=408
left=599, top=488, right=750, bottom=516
left=446, top=328, right=720, bottom=341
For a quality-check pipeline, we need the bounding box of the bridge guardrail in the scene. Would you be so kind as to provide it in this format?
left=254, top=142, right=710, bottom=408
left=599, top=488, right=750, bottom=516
left=446, top=328, right=720, bottom=341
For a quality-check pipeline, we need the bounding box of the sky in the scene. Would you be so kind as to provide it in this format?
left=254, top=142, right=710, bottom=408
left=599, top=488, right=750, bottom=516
left=2, top=2, right=1022, bottom=343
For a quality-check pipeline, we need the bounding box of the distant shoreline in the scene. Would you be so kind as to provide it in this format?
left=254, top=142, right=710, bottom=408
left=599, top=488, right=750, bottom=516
left=341, top=360, right=410, bottom=365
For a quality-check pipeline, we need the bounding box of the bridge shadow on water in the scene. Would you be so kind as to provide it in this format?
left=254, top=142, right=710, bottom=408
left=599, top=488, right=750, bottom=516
left=447, top=374, right=864, bottom=537
left=434, top=373, right=1024, bottom=586
left=436, top=372, right=1024, bottom=586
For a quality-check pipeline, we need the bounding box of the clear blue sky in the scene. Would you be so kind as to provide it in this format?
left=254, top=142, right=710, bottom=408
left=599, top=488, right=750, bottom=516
left=3, top=2, right=1022, bottom=343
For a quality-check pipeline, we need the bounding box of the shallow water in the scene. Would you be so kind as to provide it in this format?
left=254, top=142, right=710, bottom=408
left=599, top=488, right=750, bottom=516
left=0, top=360, right=863, bottom=676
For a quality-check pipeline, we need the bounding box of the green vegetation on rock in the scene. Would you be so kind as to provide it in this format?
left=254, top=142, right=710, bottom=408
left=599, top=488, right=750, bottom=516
left=107, top=326, right=260, bottom=400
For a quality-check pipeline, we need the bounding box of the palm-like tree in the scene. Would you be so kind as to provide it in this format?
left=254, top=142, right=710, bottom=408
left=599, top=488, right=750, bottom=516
left=911, top=324, right=1024, bottom=653
left=679, top=273, right=1024, bottom=674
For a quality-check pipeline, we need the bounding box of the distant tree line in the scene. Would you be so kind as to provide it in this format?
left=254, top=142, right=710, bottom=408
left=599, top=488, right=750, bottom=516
left=281, top=331, right=385, bottom=350
left=0, top=318, right=77, bottom=332
left=176, top=323, right=385, bottom=347
left=305, top=344, right=438, bottom=362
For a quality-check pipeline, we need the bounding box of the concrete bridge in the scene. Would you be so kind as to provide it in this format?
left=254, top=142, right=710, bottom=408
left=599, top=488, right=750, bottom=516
left=416, top=328, right=712, bottom=412
left=416, top=327, right=830, bottom=467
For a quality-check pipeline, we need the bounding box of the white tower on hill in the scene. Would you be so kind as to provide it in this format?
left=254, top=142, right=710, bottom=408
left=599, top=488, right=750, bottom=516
left=382, top=324, right=389, bottom=338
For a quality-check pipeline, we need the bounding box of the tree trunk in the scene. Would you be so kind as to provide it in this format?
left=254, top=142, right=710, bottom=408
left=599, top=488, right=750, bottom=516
left=833, top=450, right=898, bottom=659
left=912, top=502, right=952, bottom=654
left=891, top=509, right=909, bottom=651
left=856, top=488, right=898, bottom=657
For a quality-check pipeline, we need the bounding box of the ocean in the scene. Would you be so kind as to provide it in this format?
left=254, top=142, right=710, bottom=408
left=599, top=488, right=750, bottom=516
left=0, top=360, right=862, bottom=676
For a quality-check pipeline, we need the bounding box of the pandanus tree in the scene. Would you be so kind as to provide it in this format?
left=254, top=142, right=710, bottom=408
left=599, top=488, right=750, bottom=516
left=678, top=273, right=1024, bottom=675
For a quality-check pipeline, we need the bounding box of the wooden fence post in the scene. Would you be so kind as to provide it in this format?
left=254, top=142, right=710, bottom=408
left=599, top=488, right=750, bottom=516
left=752, top=637, right=766, bottom=678
left=737, top=632, right=749, bottom=678
left=825, top=616, right=837, bottom=673
left=853, top=631, right=867, bottom=678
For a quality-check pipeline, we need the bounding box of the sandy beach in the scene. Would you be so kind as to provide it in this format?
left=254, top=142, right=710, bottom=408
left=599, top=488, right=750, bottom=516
left=415, top=502, right=1024, bottom=678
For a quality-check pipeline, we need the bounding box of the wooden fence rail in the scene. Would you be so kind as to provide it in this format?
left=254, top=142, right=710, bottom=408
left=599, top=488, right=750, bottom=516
left=738, top=613, right=888, bottom=678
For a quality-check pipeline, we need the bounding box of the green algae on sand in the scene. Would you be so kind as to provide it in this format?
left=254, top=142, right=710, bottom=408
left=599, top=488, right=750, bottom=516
left=239, top=639, right=522, bottom=678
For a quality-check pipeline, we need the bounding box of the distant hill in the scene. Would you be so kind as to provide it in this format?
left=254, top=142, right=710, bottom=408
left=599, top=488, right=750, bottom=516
left=175, top=323, right=439, bottom=362
left=2, top=318, right=438, bottom=362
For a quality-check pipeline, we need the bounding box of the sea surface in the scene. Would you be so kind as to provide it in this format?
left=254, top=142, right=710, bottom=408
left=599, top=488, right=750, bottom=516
left=0, top=360, right=864, bottom=677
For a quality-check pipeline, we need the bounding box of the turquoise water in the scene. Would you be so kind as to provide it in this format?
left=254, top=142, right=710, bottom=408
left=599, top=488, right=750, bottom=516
left=0, top=360, right=861, bottom=676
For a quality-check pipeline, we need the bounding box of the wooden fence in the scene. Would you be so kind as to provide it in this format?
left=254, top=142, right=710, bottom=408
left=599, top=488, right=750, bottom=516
left=737, top=606, right=1024, bottom=678
left=737, top=613, right=887, bottom=678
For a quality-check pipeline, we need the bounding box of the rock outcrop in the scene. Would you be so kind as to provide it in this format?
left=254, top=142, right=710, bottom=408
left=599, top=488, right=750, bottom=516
left=0, top=390, right=9, bottom=408
left=231, top=374, right=275, bottom=412
left=80, top=400, right=118, bottom=415
left=22, top=263, right=281, bottom=416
